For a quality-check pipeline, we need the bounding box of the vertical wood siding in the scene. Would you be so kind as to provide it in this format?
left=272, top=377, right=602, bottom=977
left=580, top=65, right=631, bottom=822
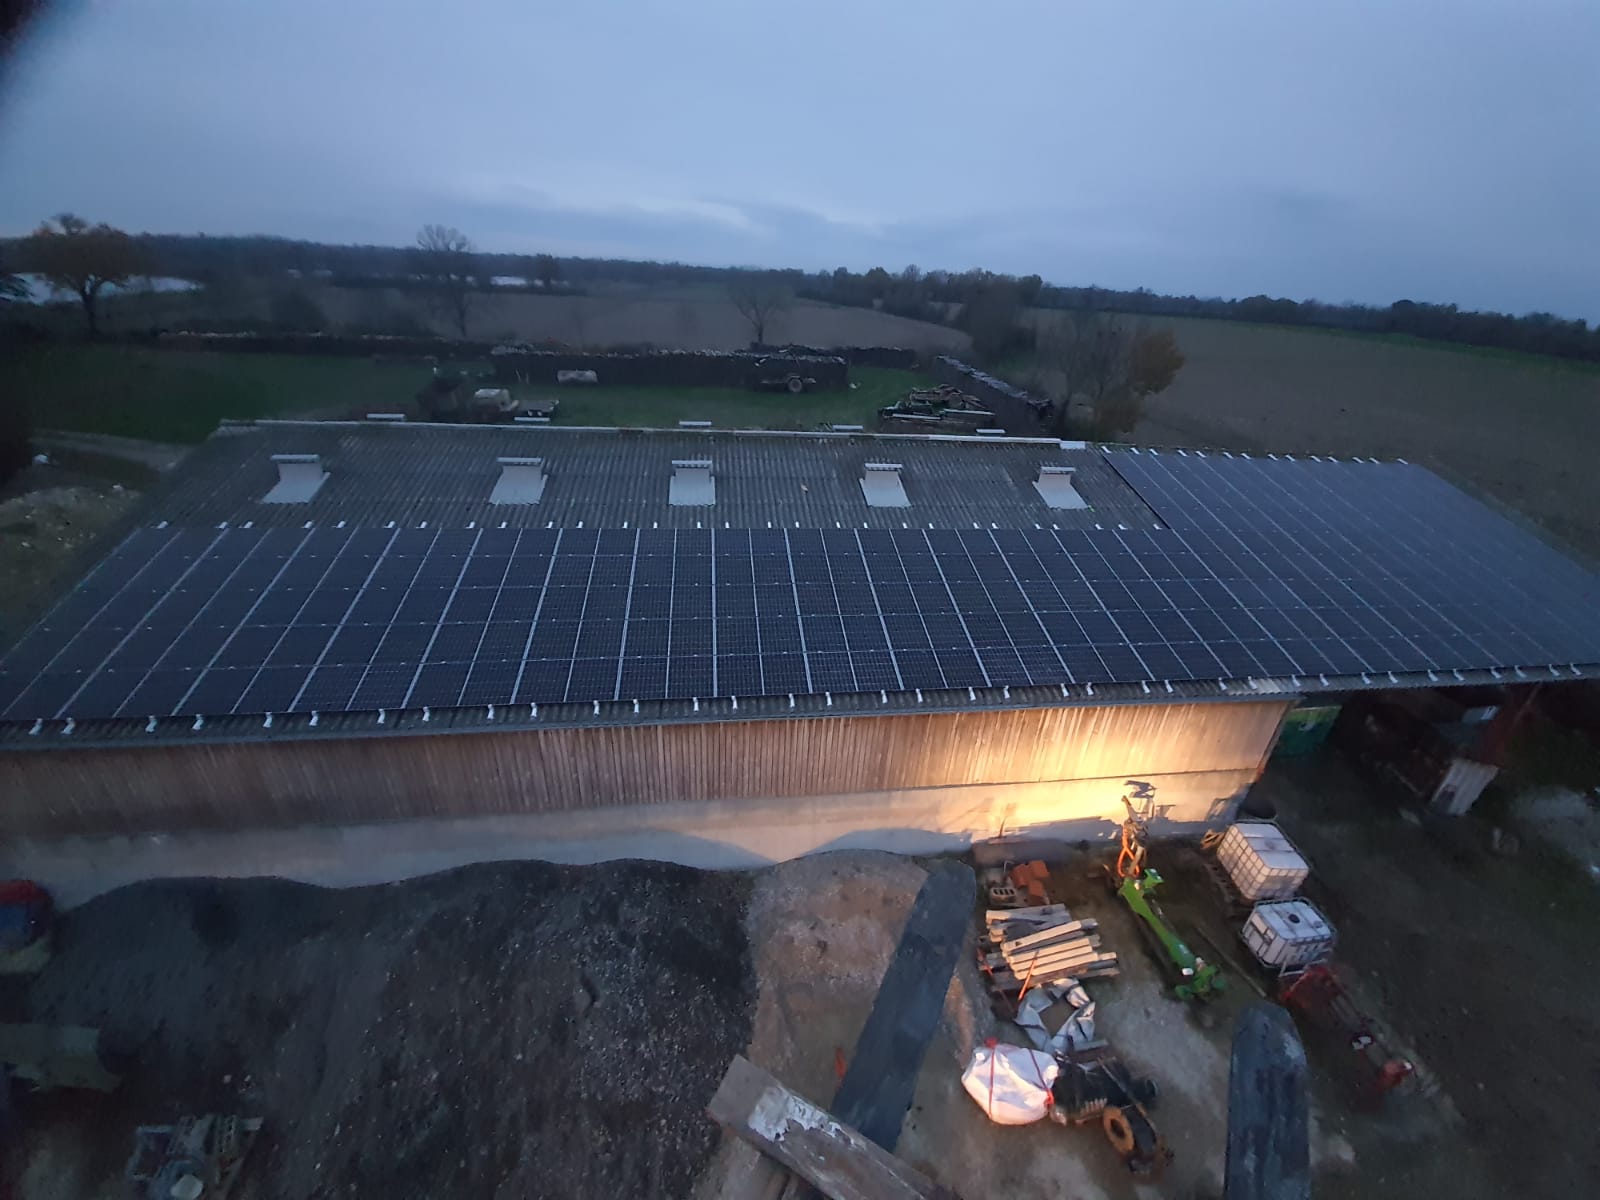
left=0, top=699, right=1289, bottom=836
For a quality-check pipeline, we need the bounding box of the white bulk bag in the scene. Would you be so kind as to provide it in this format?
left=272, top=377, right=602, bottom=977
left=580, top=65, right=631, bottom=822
left=960, top=1043, right=1059, bottom=1125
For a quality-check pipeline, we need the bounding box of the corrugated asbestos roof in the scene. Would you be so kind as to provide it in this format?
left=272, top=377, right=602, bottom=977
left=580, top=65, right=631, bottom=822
left=139, top=421, right=1158, bottom=531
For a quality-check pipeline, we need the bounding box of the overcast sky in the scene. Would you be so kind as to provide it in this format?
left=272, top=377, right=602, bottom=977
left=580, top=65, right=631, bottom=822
left=2, top=0, right=1596, bottom=319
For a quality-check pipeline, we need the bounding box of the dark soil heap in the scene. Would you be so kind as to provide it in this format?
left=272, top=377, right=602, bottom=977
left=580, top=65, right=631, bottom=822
left=14, top=860, right=754, bottom=1199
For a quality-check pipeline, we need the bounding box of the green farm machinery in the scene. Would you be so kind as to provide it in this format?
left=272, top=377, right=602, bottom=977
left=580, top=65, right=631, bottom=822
left=1110, top=786, right=1225, bottom=1002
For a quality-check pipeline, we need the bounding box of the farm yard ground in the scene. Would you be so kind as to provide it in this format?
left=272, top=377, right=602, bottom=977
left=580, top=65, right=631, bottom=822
left=1258, top=748, right=1600, bottom=1200
left=0, top=447, right=159, bottom=649
left=7, top=795, right=1589, bottom=1199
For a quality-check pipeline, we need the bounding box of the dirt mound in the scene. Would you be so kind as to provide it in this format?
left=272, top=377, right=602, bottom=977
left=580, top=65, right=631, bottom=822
left=8, top=860, right=754, bottom=1200
left=0, top=480, right=140, bottom=647
left=0, top=484, right=135, bottom=544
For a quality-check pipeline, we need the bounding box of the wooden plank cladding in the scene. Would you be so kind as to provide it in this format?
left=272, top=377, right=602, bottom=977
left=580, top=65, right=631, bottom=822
left=0, top=699, right=1289, bottom=837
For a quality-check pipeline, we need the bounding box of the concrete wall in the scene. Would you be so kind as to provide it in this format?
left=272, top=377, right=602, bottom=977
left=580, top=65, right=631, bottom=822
left=2, top=768, right=1257, bottom=907
left=751, top=343, right=919, bottom=369
left=490, top=348, right=849, bottom=390
left=931, top=357, right=1050, bottom=433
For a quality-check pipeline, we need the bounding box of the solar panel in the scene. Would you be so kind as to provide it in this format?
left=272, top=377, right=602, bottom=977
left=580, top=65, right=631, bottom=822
left=1108, top=450, right=1600, bottom=677
left=3, top=489, right=1598, bottom=725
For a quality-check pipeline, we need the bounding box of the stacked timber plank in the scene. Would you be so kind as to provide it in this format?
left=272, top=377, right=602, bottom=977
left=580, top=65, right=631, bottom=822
left=982, top=905, right=1119, bottom=990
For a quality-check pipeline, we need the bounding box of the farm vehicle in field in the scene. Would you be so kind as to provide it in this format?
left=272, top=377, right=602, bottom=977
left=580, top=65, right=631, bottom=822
left=747, top=355, right=819, bottom=394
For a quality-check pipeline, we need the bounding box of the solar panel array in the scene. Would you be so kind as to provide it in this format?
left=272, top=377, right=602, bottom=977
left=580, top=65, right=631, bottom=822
left=1109, top=451, right=1600, bottom=674
left=2, top=452, right=1596, bottom=725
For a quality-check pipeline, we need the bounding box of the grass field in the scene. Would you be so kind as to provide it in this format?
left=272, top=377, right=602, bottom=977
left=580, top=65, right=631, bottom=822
left=1012, top=309, right=1600, bottom=557
left=5, top=344, right=434, bottom=443
left=78, top=281, right=973, bottom=354
left=1244, top=324, right=1600, bottom=373
left=1120, top=314, right=1600, bottom=557
left=1, top=344, right=930, bottom=442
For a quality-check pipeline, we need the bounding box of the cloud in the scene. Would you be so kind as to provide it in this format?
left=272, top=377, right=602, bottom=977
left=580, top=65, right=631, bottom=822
left=0, top=0, right=1595, bottom=319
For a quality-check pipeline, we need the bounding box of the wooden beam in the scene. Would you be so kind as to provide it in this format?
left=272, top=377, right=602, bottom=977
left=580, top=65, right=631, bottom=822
left=986, top=939, right=1104, bottom=972
left=998, top=933, right=1102, bottom=962
left=998, top=918, right=1098, bottom=955
left=987, top=960, right=1119, bottom=989
left=709, top=1056, right=962, bottom=1200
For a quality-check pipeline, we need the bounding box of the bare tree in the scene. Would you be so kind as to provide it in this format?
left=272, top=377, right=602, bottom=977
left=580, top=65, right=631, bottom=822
left=728, top=273, right=792, bottom=345
left=22, top=213, right=145, bottom=335
left=1041, top=313, right=1184, bottom=438
left=412, top=224, right=477, bottom=338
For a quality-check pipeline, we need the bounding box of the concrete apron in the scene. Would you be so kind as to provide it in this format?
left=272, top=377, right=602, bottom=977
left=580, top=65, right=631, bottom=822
left=3, top=768, right=1252, bottom=907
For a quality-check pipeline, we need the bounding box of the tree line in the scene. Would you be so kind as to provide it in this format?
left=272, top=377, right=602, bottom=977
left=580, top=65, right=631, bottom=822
left=4, top=222, right=1595, bottom=363
left=791, top=267, right=1598, bottom=364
